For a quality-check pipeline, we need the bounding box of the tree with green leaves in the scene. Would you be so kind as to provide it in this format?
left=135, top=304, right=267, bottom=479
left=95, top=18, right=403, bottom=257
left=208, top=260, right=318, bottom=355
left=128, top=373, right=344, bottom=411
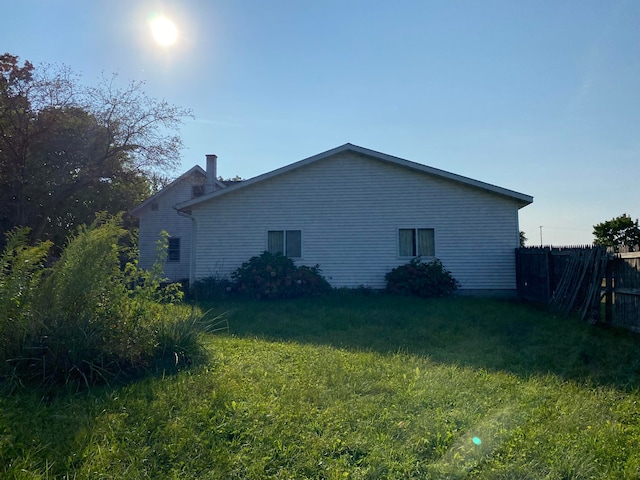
left=593, top=213, right=640, bottom=252
left=519, top=231, right=527, bottom=247
left=0, top=53, right=192, bottom=249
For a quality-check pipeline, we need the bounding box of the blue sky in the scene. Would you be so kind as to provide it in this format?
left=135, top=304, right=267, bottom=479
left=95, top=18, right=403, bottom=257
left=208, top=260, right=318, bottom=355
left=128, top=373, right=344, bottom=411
left=3, top=0, right=639, bottom=245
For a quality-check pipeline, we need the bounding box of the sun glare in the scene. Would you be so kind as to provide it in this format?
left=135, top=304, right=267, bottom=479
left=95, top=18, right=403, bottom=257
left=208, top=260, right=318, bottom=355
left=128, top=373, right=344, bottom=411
left=150, top=15, right=178, bottom=46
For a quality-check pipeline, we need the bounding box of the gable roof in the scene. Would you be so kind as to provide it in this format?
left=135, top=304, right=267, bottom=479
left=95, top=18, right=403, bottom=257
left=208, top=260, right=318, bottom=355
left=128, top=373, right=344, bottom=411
left=129, top=165, right=215, bottom=217
left=176, top=143, right=533, bottom=211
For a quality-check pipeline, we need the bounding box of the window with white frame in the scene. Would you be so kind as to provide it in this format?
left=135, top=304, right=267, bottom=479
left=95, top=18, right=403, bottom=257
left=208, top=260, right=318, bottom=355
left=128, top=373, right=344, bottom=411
left=267, top=230, right=302, bottom=258
left=167, top=237, right=180, bottom=262
left=398, top=228, right=435, bottom=257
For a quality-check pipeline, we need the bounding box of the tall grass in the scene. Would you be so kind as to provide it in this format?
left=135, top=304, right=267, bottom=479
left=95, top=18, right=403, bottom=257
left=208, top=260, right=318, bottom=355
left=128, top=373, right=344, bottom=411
left=0, top=217, right=213, bottom=390
left=0, top=228, right=51, bottom=366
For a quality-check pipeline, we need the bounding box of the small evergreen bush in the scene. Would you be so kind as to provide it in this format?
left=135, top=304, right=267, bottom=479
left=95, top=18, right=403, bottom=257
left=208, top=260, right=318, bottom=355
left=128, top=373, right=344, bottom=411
left=385, top=258, right=459, bottom=298
left=231, top=251, right=331, bottom=300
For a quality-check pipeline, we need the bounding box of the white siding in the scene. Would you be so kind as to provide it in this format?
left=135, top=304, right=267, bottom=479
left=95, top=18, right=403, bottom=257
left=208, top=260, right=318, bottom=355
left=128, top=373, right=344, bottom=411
left=136, top=173, right=204, bottom=281
left=192, top=152, right=522, bottom=291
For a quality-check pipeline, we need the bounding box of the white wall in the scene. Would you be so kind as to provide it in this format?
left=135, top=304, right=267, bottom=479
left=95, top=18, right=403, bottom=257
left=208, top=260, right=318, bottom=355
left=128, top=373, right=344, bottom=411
left=136, top=173, right=204, bottom=281
left=191, top=151, right=522, bottom=291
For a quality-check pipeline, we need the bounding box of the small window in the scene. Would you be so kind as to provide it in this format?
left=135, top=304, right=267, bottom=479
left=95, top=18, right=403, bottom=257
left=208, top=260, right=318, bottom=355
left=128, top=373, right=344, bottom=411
left=192, top=185, right=205, bottom=198
left=151, top=202, right=159, bottom=211
left=167, top=237, right=180, bottom=262
left=267, top=230, right=302, bottom=258
left=399, top=228, right=435, bottom=257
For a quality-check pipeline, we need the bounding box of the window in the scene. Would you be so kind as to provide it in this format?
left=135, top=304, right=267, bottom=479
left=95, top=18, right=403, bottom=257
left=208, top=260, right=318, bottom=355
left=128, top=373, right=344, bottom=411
left=192, top=185, right=205, bottom=198
left=398, top=228, right=435, bottom=257
left=267, top=230, right=302, bottom=258
left=167, top=237, right=180, bottom=262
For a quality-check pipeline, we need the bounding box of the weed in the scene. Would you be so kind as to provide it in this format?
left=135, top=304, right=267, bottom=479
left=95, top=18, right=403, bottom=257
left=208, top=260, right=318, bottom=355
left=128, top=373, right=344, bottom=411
left=0, top=216, right=215, bottom=390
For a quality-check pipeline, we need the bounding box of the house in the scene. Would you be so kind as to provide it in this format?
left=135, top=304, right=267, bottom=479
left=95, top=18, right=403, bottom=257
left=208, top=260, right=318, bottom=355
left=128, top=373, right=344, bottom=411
left=130, top=143, right=533, bottom=295
left=128, top=157, right=226, bottom=280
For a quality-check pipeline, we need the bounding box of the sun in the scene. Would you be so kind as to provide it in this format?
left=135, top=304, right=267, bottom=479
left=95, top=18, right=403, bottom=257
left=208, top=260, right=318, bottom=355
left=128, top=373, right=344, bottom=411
left=149, top=15, right=178, bottom=46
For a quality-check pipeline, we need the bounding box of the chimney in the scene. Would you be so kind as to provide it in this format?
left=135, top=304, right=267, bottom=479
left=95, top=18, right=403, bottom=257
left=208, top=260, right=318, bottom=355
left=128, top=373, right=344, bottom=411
left=205, top=154, right=217, bottom=194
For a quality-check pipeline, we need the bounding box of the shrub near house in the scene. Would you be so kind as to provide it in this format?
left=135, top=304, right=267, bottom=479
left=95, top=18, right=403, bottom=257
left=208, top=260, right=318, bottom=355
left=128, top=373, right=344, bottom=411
left=231, top=252, right=331, bottom=300
left=192, top=253, right=459, bottom=301
left=385, top=258, right=459, bottom=298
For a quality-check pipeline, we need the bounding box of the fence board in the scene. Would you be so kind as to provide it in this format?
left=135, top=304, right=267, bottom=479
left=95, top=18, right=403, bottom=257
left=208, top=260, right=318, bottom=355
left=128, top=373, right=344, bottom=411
left=516, top=246, right=609, bottom=323
left=516, top=248, right=551, bottom=302
left=612, top=253, right=640, bottom=332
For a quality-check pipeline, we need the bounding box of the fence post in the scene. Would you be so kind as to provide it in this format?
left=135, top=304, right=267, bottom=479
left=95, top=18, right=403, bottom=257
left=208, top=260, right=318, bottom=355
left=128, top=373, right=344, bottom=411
left=605, top=259, right=614, bottom=324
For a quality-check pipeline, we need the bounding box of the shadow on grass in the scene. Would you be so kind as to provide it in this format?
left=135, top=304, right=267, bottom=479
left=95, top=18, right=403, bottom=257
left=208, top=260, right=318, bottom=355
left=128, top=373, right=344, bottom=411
left=0, top=360, right=214, bottom=477
left=200, top=291, right=640, bottom=391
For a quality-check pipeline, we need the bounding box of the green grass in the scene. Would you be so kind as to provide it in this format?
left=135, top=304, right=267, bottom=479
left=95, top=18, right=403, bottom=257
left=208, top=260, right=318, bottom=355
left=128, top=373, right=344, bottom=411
left=2, top=293, right=640, bottom=478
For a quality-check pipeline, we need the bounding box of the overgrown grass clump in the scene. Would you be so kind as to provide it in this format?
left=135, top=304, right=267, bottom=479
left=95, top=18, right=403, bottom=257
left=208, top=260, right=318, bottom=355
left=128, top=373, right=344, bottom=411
left=0, top=216, right=214, bottom=390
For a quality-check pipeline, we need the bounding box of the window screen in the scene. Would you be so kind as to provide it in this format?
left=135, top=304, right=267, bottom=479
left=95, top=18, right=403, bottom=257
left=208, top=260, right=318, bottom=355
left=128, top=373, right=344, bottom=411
left=399, top=228, right=435, bottom=257
left=167, top=237, right=180, bottom=262
left=267, top=230, right=302, bottom=258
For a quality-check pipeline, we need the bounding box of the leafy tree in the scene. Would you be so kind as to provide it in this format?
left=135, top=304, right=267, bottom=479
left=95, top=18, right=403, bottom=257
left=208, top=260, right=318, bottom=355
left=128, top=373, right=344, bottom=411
left=0, top=53, right=192, bottom=248
left=593, top=213, right=640, bottom=252
left=520, top=231, right=527, bottom=247
left=218, top=174, right=244, bottom=182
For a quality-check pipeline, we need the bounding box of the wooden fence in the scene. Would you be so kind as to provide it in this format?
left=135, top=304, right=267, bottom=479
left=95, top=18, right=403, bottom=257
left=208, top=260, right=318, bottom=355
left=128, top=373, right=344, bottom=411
left=607, top=252, right=640, bottom=333
left=516, top=246, right=609, bottom=323
left=516, top=246, right=640, bottom=332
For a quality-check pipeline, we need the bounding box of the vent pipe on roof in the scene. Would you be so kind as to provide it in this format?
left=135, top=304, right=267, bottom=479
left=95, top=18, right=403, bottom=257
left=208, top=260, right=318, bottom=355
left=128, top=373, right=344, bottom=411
left=205, top=154, right=217, bottom=194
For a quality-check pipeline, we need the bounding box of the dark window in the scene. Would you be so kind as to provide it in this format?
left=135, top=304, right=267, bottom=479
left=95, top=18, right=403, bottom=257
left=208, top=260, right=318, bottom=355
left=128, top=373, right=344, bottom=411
left=399, top=228, right=435, bottom=257
left=267, top=230, right=302, bottom=258
left=192, top=185, right=205, bottom=197
left=167, top=237, right=180, bottom=262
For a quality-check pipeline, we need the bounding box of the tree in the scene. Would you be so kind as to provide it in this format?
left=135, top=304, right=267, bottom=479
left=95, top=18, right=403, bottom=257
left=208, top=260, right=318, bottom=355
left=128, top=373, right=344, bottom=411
left=0, top=53, right=192, bottom=248
left=519, top=231, right=527, bottom=247
left=593, top=213, right=640, bottom=252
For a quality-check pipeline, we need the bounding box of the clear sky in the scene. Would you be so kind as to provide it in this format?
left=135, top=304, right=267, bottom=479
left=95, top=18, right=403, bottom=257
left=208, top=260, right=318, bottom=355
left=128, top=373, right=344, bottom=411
left=2, top=0, right=639, bottom=246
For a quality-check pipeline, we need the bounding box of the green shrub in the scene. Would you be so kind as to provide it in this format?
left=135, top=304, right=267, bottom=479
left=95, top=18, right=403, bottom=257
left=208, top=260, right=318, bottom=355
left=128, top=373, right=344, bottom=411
left=0, top=228, right=52, bottom=363
left=188, top=274, right=233, bottom=301
left=231, top=251, right=331, bottom=300
left=0, top=215, right=211, bottom=390
left=385, top=258, right=459, bottom=298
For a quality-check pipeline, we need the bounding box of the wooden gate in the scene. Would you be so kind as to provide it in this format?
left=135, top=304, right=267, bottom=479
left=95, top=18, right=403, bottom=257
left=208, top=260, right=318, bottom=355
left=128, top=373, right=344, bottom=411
left=608, top=252, right=640, bottom=333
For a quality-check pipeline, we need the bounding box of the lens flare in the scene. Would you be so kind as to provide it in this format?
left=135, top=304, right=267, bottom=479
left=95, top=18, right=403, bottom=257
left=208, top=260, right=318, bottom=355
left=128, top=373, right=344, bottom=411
left=472, top=437, right=482, bottom=445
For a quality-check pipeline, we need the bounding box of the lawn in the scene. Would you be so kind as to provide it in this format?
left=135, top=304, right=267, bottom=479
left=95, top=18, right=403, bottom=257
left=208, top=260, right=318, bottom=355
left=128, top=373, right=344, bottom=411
left=2, top=293, right=640, bottom=479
